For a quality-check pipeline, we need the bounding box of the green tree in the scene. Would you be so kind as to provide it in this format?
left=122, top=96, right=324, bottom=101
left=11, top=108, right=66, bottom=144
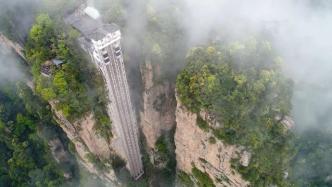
left=26, top=14, right=56, bottom=61
left=53, top=70, right=68, bottom=96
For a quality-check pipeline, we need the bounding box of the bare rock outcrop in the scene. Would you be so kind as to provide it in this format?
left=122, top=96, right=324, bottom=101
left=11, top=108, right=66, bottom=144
left=175, top=95, right=249, bottom=187
left=49, top=101, right=119, bottom=184
left=140, top=63, right=176, bottom=149
left=76, top=114, right=112, bottom=158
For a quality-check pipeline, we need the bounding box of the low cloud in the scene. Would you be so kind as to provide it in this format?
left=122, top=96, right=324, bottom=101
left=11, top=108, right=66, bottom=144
left=0, top=44, right=25, bottom=85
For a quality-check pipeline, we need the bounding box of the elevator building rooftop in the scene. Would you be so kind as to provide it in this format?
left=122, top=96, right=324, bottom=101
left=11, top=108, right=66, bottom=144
left=65, top=10, right=118, bottom=41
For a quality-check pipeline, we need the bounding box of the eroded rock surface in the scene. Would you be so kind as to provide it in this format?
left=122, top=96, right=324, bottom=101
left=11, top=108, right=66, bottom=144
left=50, top=101, right=119, bottom=184
left=140, top=63, right=176, bottom=149
left=175, top=95, right=249, bottom=187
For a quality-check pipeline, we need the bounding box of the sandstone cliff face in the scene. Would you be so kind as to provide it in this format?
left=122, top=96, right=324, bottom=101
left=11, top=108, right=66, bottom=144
left=175, top=96, right=250, bottom=187
left=140, top=63, right=176, bottom=149
left=49, top=101, right=119, bottom=184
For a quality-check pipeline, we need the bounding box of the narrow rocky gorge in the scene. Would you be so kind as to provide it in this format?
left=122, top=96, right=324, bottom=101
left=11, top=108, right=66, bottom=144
left=138, top=61, right=250, bottom=186
left=140, top=62, right=176, bottom=149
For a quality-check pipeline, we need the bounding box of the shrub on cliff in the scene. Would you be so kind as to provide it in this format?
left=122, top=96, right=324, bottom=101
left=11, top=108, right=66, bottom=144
left=192, top=166, right=215, bottom=187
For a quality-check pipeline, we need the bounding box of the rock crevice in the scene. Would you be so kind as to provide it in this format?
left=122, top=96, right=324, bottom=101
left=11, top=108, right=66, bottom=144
left=140, top=63, right=176, bottom=149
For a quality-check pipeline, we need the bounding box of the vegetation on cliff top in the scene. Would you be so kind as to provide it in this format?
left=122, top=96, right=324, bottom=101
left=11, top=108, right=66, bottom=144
left=25, top=14, right=112, bottom=140
left=176, top=39, right=294, bottom=186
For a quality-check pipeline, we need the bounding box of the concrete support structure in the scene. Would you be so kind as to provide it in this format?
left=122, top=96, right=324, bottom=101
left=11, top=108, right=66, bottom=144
left=65, top=6, right=144, bottom=179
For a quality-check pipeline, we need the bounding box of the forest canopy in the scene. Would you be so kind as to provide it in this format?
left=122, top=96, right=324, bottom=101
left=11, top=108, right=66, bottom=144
left=0, top=84, right=65, bottom=187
